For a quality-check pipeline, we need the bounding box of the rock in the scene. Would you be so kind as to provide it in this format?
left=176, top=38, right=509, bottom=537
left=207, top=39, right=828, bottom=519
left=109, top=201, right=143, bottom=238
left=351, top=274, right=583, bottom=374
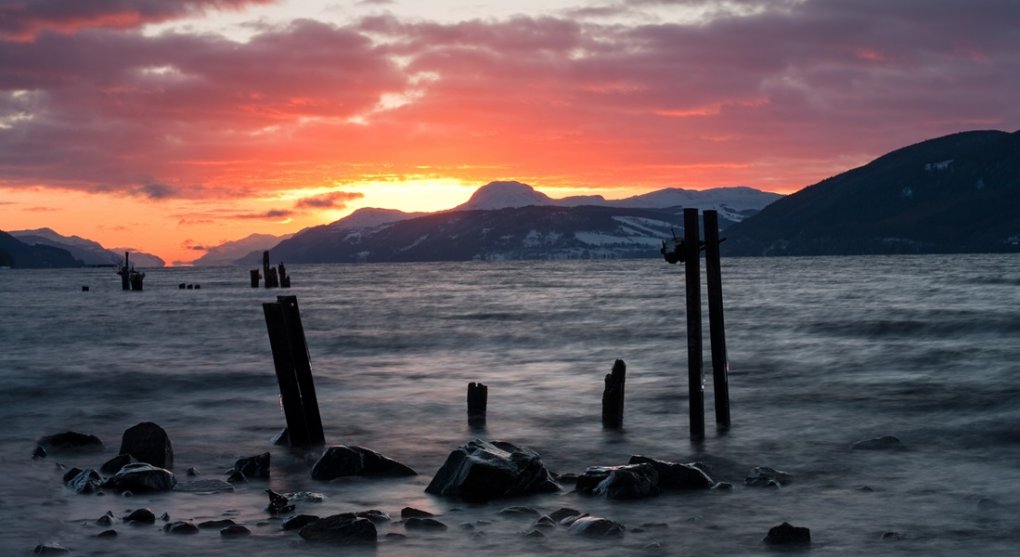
left=100, top=454, right=137, bottom=475
left=164, top=521, right=199, bottom=534
left=96, top=529, right=118, bottom=538
left=105, top=463, right=176, bottom=493
left=882, top=531, right=903, bottom=540
left=533, top=516, right=557, bottom=530
left=159, top=512, right=170, bottom=521
left=271, top=428, right=289, bottom=446
left=234, top=452, right=270, bottom=480
left=628, top=456, right=714, bottom=490
left=32, top=446, right=46, bottom=459
left=499, top=506, right=540, bottom=517
left=764, top=522, right=810, bottom=545
left=284, top=491, right=325, bottom=503
left=221, top=525, right=251, bottom=537
left=198, top=519, right=236, bottom=529
left=299, top=514, right=378, bottom=544
left=851, top=436, right=903, bottom=450
left=173, top=479, right=234, bottom=493
left=404, top=517, right=448, bottom=531
left=548, top=507, right=582, bottom=523
left=33, top=543, right=70, bottom=555
left=266, top=489, right=295, bottom=514
left=385, top=532, right=407, bottom=541
left=567, top=516, right=625, bottom=537
left=124, top=508, right=156, bottom=523
left=556, top=472, right=578, bottom=486
left=186, top=467, right=199, bottom=476
left=226, top=470, right=246, bottom=483
left=64, top=468, right=103, bottom=494
left=96, top=513, right=113, bottom=527
left=524, top=529, right=545, bottom=538
left=576, top=463, right=660, bottom=499
left=745, top=466, right=792, bottom=488
left=712, top=482, right=733, bottom=491
left=424, top=439, right=560, bottom=501
left=401, top=507, right=434, bottom=519
left=119, top=422, right=173, bottom=469
left=38, top=431, right=103, bottom=452
left=283, top=514, right=321, bottom=531
left=311, top=446, right=416, bottom=480
left=354, top=510, right=392, bottom=524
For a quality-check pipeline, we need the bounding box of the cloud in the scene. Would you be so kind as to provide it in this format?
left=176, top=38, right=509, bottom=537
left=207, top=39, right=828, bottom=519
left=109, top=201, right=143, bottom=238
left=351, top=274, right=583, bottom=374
left=24, top=205, right=59, bottom=211
left=182, top=239, right=207, bottom=251
left=0, top=0, right=274, bottom=41
left=294, top=190, right=364, bottom=209
left=227, top=208, right=294, bottom=220
left=134, top=183, right=178, bottom=199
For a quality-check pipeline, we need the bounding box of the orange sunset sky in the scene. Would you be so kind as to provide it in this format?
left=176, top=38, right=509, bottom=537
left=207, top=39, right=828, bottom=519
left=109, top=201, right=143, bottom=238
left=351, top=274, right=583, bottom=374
left=2, top=0, right=1018, bottom=264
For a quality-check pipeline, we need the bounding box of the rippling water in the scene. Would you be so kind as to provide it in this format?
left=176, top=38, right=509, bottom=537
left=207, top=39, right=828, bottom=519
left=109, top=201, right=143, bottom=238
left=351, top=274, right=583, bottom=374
left=2, top=255, right=1019, bottom=556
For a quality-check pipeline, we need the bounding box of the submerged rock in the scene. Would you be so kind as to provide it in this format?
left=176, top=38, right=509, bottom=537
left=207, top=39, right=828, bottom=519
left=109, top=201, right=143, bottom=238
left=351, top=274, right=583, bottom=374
left=763, top=522, right=811, bottom=545
left=745, top=466, right=792, bottom=488
left=119, top=422, right=173, bottom=469
left=266, top=489, right=294, bottom=514
left=33, top=543, right=70, bottom=555
left=101, top=454, right=138, bottom=475
left=299, top=513, right=378, bottom=544
left=32, top=446, right=47, bottom=459
left=164, top=521, right=199, bottom=534
left=628, top=456, right=714, bottom=490
left=105, top=463, right=176, bottom=493
left=38, top=431, right=103, bottom=452
left=851, top=436, right=903, bottom=450
left=311, top=446, right=416, bottom=480
left=404, top=517, right=448, bottom=531
left=124, top=508, right=156, bottom=524
left=283, top=514, right=321, bottom=531
left=400, top=507, right=434, bottom=519
left=198, top=519, right=236, bottom=529
left=221, top=525, right=251, bottom=537
left=96, top=529, right=118, bottom=539
left=576, top=463, right=659, bottom=499
left=549, top=508, right=582, bottom=523
left=425, top=439, right=559, bottom=501
left=64, top=467, right=103, bottom=494
left=568, top=516, right=625, bottom=537
left=173, top=479, right=234, bottom=493
left=234, top=452, right=270, bottom=480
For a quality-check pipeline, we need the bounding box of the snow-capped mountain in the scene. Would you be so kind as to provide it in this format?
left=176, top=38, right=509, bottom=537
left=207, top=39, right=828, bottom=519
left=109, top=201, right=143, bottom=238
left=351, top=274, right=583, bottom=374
left=191, top=233, right=292, bottom=266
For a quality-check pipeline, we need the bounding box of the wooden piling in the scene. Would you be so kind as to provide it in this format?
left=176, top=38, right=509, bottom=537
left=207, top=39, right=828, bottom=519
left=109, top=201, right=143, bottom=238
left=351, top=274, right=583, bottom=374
left=267, top=267, right=280, bottom=288
left=467, top=382, right=487, bottom=426
left=120, top=252, right=130, bottom=290
left=278, top=263, right=289, bottom=288
left=703, top=210, right=731, bottom=429
left=129, top=271, right=144, bottom=291
left=250, top=269, right=260, bottom=288
left=262, top=251, right=272, bottom=289
left=683, top=208, right=705, bottom=441
left=601, top=359, right=626, bottom=429
left=262, top=295, right=325, bottom=447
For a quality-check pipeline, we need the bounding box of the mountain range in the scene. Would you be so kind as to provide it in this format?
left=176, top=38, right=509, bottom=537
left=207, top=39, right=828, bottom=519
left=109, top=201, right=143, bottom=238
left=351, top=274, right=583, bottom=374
left=0, top=228, right=165, bottom=269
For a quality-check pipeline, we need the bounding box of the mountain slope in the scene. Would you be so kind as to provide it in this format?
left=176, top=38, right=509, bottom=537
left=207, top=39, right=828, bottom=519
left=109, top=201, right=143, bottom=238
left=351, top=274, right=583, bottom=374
left=724, top=130, right=1020, bottom=255
left=0, top=230, right=83, bottom=268
left=192, top=233, right=293, bottom=266
left=10, top=228, right=165, bottom=267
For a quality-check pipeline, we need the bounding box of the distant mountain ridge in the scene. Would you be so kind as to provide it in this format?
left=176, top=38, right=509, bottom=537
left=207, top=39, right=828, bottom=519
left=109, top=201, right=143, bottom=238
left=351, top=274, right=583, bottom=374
left=192, top=232, right=293, bottom=267
left=724, top=130, right=1020, bottom=255
left=0, top=230, right=82, bottom=268
left=10, top=228, right=165, bottom=267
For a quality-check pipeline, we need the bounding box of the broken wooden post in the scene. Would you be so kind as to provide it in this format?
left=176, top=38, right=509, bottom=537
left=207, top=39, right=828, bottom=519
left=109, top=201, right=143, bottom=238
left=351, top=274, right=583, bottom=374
left=262, top=250, right=272, bottom=289
left=703, top=210, right=731, bottom=430
left=267, top=266, right=280, bottom=288
left=119, top=252, right=130, bottom=290
left=129, top=270, right=144, bottom=291
left=601, top=359, right=626, bottom=428
left=467, top=382, right=487, bottom=426
left=278, top=263, right=290, bottom=288
left=250, top=269, right=260, bottom=288
left=683, top=208, right=705, bottom=441
left=262, top=295, right=325, bottom=447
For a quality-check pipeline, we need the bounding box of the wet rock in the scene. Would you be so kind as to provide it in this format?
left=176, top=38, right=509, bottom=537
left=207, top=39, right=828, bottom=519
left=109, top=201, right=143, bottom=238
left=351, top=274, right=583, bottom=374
left=628, top=456, right=714, bottom=490
left=385, top=532, right=407, bottom=541
left=763, top=522, right=811, bottom=545
left=425, top=439, right=560, bottom=501
left=284, top=491, right=325, bottom=503
left=64, top=467, right=103, bottom=494
left=404, top=517, right=448, bottom=531
left=576, top=463, right=659, bottom=499
left=499, top=506, right=540, bottom=517
left=299, top=513, right=378, bottom=544
left=556, top=472, right=578, bottom=486
left=32, top=446, right=46, bottom=459
left=533, top=516, right=557, bottom=530
left=401, top=507, right=434, bottom=519
left=159, top=512, right=170, bottom=522
left=271, top=428, right=289, bottom=446
left=186, top=467, right=199, bottom=476
left=124, top=508, right=156, bottom=523
left=355, top=510, right=392, bottom=524
left=101, top=454, right=137, bottom=475
left=164, top=521, right=199, bottom=534
left=712, top=482, right=733, bottom=491
left=225, top=470, right=246, bottom=483
left=311, top=446, right=416, bottom=480
left=96, top=512, right=114, bottom=527
left=745, top=466, right=792, bottom=488
left=38, top=431, right=103, bottom=452
left=33, top=543, right=70, bottom=555
left=851, top=436, right=903, bottom=450
left=173, top=479, right=234, bottom=493
left=266, top=489, right=294, bottom=515
left=198, top=519, right=236, bottom=529
left=568, top=516, right=625, bottom=537
left=549, top=507, right=582, bottom=523
left=119, top=422, right=173, bottom=469
left=283, top=514, right=321, bottom=531
left=524, top=529, right=545, bottom=538
left=221, top=525, right=251, bottom=537
left=234, top=452, right=270, bottom=480
left=96, top=529, right=118, bottom=538
left=105, top=463, right=176, bottom=493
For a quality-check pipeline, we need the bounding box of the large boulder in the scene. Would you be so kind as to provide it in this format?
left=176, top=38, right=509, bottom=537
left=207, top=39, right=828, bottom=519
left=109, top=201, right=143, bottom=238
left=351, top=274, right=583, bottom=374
left=311, top=446, right=416, bottom=480
left=299, top=513, right=378, bottom=544
left=628, top=455, right=714, bottom=489
left=104, top=462, right=176, bottom=493
left=576, top=463, right=659, bottom=499
left=38, top=431, right=103, bottom=452
left=119, top=422, right=173, bottom=469
left=424, top=439, right=559, bottom=501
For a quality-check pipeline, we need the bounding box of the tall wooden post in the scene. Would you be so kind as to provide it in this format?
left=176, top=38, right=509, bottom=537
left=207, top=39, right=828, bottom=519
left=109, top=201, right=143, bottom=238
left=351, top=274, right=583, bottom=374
left=120, top=252, right=130, bottom=290
left=262, top=295, right=325, bottom=447
left=703, top=210, right=731, bottom=429
left=262, top=251, right=272, bottom=289
left=601, top=359, right=626, bottom=429
left=250, top=269, right=261, bottom=288
left=683, top=208, right=704, bottom=441
left=467, top=382, right=487, bottom=427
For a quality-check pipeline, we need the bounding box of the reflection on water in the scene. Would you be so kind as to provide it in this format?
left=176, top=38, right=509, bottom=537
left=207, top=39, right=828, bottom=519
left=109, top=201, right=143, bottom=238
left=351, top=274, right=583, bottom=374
left=1, top=254, right=1019, bottom=556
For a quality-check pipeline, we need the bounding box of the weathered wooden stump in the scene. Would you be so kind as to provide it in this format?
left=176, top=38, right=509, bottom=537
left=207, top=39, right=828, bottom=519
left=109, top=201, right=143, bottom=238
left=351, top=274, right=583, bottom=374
left=263, top=295, right=325, bottom=447
left=278, top=263, right=290, bottom=288
left=467, top=382, right=487, bottom=426
left=250, top=269, right=260, bottom=288
left=703, top=210, right=731, bottom=429
left=683, top=208, right=704, bottom=441
left=601, top=359, right=626, bottom=429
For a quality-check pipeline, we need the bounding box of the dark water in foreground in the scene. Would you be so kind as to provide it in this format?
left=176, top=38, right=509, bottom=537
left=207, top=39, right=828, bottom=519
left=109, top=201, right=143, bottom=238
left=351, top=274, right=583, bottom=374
left=1, top=255, right=1019, bottom=556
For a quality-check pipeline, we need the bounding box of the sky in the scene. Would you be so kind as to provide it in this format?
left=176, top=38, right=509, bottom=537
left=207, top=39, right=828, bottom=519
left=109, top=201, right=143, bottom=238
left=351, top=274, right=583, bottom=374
left=1, top=0, right=1018, bottom=264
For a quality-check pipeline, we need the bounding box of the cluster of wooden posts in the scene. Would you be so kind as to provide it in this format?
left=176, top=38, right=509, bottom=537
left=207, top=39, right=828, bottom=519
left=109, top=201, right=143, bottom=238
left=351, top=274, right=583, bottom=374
left=116, top=252, right=145, bottom=291
left=263, top=208, right=731, bottom=448
left=251, top=250, right=291, bottom=289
